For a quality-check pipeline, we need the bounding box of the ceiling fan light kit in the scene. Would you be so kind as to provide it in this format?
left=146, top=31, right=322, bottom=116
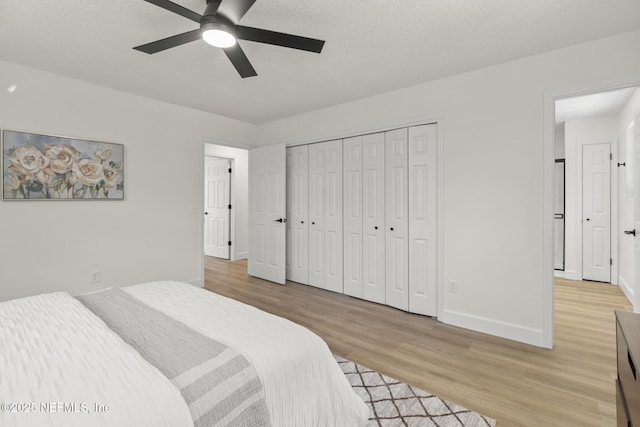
left=133, top=0, right=326, bottom=78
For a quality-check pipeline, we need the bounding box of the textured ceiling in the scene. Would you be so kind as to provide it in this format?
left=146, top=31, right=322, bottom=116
left=1, top=0, right=640, bottom=124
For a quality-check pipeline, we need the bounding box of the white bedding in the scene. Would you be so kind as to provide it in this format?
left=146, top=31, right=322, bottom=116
left=122, top=281, right=370, bottom=427
left=0, top=292, right=193, bottom=427
left=0, top=282, right=370, bottom=427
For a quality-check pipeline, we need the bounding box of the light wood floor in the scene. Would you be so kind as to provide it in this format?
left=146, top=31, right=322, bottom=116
left=204, top=257, right=632, bottom=426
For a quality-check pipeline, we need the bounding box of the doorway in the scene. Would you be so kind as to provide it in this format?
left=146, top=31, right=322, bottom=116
left=204, top=156, right=232, bottom=259
left=544, top=81, right=640, bottom=347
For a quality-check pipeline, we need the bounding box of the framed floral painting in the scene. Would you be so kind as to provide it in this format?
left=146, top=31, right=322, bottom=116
left=1, top=129, right=124, bottom=200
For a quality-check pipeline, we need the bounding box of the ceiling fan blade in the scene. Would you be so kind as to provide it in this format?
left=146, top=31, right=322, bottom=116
left=133, top=29, right=202, bottom=54
left=236, top=26, right=325, bottom=53
left=143, top=0, right=202, bottom=23
left=223, top=45, right=257, bottom=78
left=221, top=0, right=257, bottom=24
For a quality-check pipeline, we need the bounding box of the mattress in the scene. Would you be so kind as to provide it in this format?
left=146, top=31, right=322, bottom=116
left=0, top=282, right=370, bottom=427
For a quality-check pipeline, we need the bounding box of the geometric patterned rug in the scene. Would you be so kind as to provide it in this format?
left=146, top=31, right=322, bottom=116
left=336, top=356, right=497, bottom=427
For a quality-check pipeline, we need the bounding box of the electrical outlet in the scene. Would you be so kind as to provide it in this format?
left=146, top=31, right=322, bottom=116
left=448, top=279, right=457, bottom=293
left=90, top=271, right=101, bottom=284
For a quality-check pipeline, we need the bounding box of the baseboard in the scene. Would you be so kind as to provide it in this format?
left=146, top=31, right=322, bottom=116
left=186, top=278, right=204, bottom=287
left=439, top=309, right=545, bottom=348
left=234, top=251, right=248, bottom=260
left=619, top=276, right=633, bottom=305
left=554, top=270, right=566, bottom=278
left=563, top=269, right=579, bottom=281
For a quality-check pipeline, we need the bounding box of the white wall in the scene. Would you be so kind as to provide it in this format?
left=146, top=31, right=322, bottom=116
left=204, top=144, right=249, bottom=260
left=253, top=30, right=640, bottom=346
left=0, top=60, right=254, bottom=301
left=564, top=115, right=619, bottom=282
left=618, top=88, right=640, bottom=310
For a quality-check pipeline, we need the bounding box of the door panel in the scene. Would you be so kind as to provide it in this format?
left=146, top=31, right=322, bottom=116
left=408, top=125, right=437, bottom=316
left=308, top=143, right=325, bottom=288
left=554, top=160, right=565, bottom=270
left=249, top=144, right=286, bottom=284
left=582, top=143, right=611, bottom=282
left=343, top=136, right=363, bottom=298
left=204, top=157, right=230, bottom=259
left=324, top=139, right=343, bottom=293
left=385, top=128, right=409, bottom=311
left=286, top=146, right=309, bottom=284
left=362, top=132, right=386, bottom=304
left=634, top=115, right=640, bottom=310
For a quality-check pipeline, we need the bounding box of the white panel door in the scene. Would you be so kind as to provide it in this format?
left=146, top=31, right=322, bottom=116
left=308, top=143, right=325, bottom=288
left=324, top=139, right=343, bottom=293
left=582, top=143, right=611, bottom=282
left=554, top=161, right=565, bottom=270
left=408, top=125, right=437, bottom=316
left=634, top=115, right=640, bottom=310
left=385, top=128, right=409, bottom=311
left=362, top=132, right=386, bottom=304
left=286, top=145, right=309, bottom=284
left=249, top=144, right=286, bottom=284
left=343, top=136, right=363, bottom=298
left=204, top=157, right=231, bottom=259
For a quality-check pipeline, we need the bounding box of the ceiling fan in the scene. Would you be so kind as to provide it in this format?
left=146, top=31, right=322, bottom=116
left=134, top=0, right=326, bottom=78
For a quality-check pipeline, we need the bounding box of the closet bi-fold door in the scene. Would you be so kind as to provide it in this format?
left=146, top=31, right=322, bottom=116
left=343, top=136, right=363, bottom=298
left=408, top=125, right=437, bottom=316
left=362, top=132, right=386, bottom=304
left=308, top=140, right=343, bottom=292
left=286, top=145, right=309, bottom=284
left=385, top=128, right=409, bottom=311
left=323, top=139, right=343, bottom=293
left=308, top=143, right=325, bottom=288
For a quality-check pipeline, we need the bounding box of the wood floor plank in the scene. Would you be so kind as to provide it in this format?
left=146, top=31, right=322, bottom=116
left=204, top=258, right=633, bottom=426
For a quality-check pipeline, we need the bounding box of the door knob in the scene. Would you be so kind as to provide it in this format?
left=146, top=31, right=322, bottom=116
left=204, top=212, right=208, bottom=215
left=312, top=222, right=315, bottom=225
left=374, top=226, right=378, bottom=230
left=585, top=218, right=590, bottom=221
left=273, top=218, right=286, bottom=223
left=390, top=227, right=394, bottom=231
left=301, top=221, right=304, bottom=224
left=625, top=229, right=637, bottom=236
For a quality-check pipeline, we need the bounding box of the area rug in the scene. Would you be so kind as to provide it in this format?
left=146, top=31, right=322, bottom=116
left=336, top=356, right=496, bottom=427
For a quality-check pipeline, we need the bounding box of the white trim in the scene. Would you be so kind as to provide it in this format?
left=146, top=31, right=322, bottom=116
left=543, top=74, right=640, bottom=350
left=203, top=136, right=250, bottom=150
left=282, top=115, right=442, bottom=147
left=439, top=309, right=544, bottom=347
left=619, top=275, right=633, bottom=305
left=553, top=270, right=566, bottom=278
left=563, top=269, right=579, bottom=281
left=235, top=251, right=248, bottom=260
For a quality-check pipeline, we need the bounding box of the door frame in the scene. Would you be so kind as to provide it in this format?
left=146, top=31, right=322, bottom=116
left=197, top=139, right=250, bottom=287
left=284, top=115, right=445, bottom=319
left=543, top=75, right=640, bottom=348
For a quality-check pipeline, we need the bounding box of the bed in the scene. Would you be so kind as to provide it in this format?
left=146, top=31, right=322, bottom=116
left=0, top=281, right=370, bottom=427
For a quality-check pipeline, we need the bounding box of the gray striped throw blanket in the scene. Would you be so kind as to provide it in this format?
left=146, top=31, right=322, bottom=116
left=77, top=288, right=271, bottom=427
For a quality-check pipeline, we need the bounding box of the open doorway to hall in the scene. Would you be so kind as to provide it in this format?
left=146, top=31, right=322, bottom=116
left=203, top=142, right=249, bottom=265
left=552, top=86, right=639, bottom=308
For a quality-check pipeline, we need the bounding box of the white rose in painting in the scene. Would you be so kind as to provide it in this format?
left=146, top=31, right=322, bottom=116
left=102, top=165, right=122, bottom=189
left=95, top=149, right=112, bottom=162
left=7, top=145, right=49, bottom=178
left=72, top=159, right=104, bottom=186
left=44, top=144, right=80, bottom=174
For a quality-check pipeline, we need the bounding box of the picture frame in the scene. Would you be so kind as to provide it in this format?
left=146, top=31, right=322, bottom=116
left=1, top=129, right=124, bottom=200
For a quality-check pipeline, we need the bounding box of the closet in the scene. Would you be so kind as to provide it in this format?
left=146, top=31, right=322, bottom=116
left=285, top=124, right=438, bottom=316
